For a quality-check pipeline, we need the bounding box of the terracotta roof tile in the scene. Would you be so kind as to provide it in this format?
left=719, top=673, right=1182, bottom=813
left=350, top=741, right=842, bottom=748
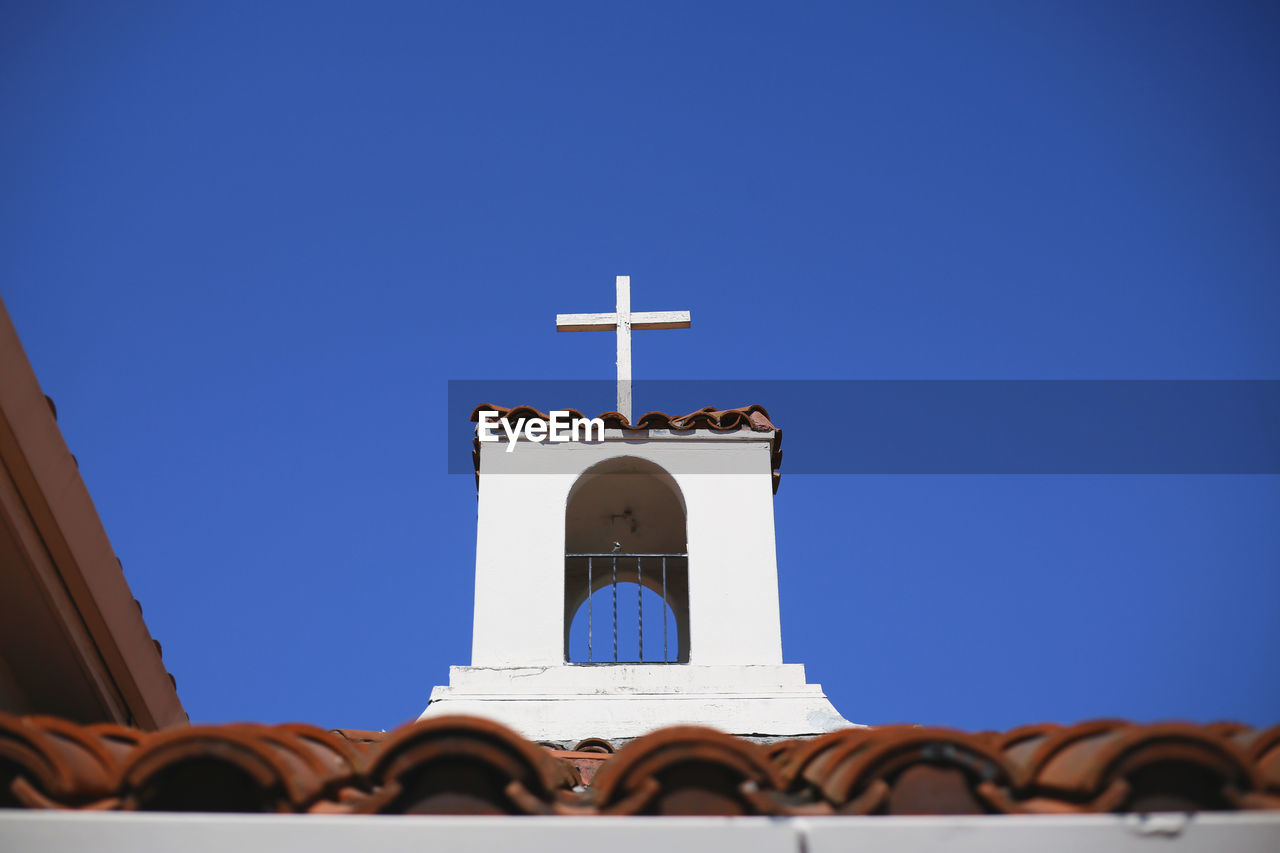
left=589, top=726, right=785, bottom=816
left=791, top=726, right=1015, bottom=815
left=352, top=715, right=579, bottom=815
left=0, top=712, right=120, bottom=809
left=470, top=404, right=784, bottom=493
left=1013, top=721, right=1261, bottom=812
left=546, top=749, right=610, bottom=786
left=572, top=737, right=615, bottom=754
left=1233, top=725, right=1280, bottom=794
left=2, top=713, right=1278, bottom=816
left=117, top=724, right=347, bottom=812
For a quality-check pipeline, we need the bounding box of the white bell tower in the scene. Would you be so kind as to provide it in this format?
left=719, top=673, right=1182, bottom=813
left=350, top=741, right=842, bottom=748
left=420, top=277, right=852, bottom=741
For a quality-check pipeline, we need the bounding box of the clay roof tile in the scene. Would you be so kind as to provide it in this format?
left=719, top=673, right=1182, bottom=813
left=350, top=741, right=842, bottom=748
left=0, top=714, right=1277, bottom=816
left=1028, top=721, right=1261, bottom=812
left=358, top=715, right=572, bottom=815
left=116, top=724, right=336, bottom=812
left=470, top=404, right=783, bottom=492
left=0, top=712, right=120, bottom=808
left=798, top=726, right=1015, bottom=815
left=589, top=725, right=785, bottom=816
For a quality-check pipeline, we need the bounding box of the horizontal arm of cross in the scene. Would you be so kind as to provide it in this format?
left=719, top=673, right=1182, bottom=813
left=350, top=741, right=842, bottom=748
left=556, top=310, right=691, bottom=332
left=555, top=312, right=615, bottom=332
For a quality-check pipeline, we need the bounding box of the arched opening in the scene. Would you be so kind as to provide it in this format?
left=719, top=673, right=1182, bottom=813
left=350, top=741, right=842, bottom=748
left=564, top=456, right=689, bottom=663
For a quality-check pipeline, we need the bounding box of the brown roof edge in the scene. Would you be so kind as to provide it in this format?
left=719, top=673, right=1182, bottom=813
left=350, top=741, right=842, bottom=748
left=0, top=297, right=186, bottom=729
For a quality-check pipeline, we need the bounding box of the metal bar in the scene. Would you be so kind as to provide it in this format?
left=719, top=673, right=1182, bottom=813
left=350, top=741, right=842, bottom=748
left=637, top=556, right=643, bottom=661
left=611, top=553, right=618, bottom=662
left=566, top=553, right=687, bottom=558
left=565, top=553, right=687, bottom=663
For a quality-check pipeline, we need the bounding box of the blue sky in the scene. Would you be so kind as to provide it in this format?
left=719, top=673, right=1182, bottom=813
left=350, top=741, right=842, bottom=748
left=2, top=2, right=1277, bottom=732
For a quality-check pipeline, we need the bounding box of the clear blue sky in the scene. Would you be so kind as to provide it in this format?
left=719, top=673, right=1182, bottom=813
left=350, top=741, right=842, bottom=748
left=3, top=2, right=1277, bottom=732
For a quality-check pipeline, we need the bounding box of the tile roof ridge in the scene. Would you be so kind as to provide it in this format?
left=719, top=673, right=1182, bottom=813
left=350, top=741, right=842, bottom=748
left=2, top=713, right=1277, bottom=816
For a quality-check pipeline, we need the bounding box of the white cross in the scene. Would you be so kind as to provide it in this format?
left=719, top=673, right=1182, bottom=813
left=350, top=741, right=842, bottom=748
left=556, top=276, right=691, bottom=423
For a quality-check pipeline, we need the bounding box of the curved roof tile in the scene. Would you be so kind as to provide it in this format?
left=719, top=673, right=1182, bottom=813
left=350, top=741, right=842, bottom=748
left=590, top=725, right=786, bottom=816
left=1, top=713, right=1277, bottom=816
left=358, top=715, right=576, bottom=815
left=116, top=724, right=325, bottom=812
left=0, top=712, right=119, bottom=808
left=1023, top=721, right=1260, bottom=812
left=797, top=726, right=1014, bottom=815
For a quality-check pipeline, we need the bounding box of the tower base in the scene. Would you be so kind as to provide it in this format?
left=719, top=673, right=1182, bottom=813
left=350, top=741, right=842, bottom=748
left=420, top=663, right=856, bottom=742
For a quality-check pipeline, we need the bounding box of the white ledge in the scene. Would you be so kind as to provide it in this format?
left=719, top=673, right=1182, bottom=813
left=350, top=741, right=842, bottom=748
left=422, top=664, right=854, bottom=740
left=2, top=812, right=1278, bottom=853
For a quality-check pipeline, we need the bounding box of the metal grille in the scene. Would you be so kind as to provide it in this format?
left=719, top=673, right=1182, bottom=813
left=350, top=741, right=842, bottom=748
left=566, top=550, right=686, bottom=663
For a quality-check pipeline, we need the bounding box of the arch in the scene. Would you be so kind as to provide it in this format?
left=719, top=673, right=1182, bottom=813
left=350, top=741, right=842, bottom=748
left=564, top=456, right=689, bottom=663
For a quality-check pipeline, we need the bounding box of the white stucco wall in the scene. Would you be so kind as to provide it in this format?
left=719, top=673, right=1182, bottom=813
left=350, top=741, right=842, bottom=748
left=470, top=430, right=783, bottom=668
left=470, top=469, right=575, bottom=667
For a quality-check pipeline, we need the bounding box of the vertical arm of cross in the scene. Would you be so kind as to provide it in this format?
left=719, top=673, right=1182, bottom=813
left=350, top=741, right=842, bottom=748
left=615, top=276, right=632, bottom=422
left=555, top=276, right=690, bottom=425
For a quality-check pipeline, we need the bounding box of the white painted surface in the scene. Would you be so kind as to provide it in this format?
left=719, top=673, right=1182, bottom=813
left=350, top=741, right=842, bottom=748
left=469, top=468, right=573, bottom=668
left=422, top=689, right=849, bottom=740
left=615, top=274, right=631, bottom=422
left=425, top=664, right=849, bottom=740
left=433, top=424, right=852, bottom=740
left=467, top=434, right=787, bottom=668
left=440, top=663, right=822, bottom=694
left=554, top=274, right=691, bottom=421
left=3, top=812, right=1277, bottom=853
left=797, top=813, right=1280, bottom=853
left=0, top=813, right=795, bottom=853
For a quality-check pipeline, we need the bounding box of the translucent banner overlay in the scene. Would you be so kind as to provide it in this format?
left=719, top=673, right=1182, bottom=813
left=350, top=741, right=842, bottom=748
left=446, top=380, right=1280, bottom=475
